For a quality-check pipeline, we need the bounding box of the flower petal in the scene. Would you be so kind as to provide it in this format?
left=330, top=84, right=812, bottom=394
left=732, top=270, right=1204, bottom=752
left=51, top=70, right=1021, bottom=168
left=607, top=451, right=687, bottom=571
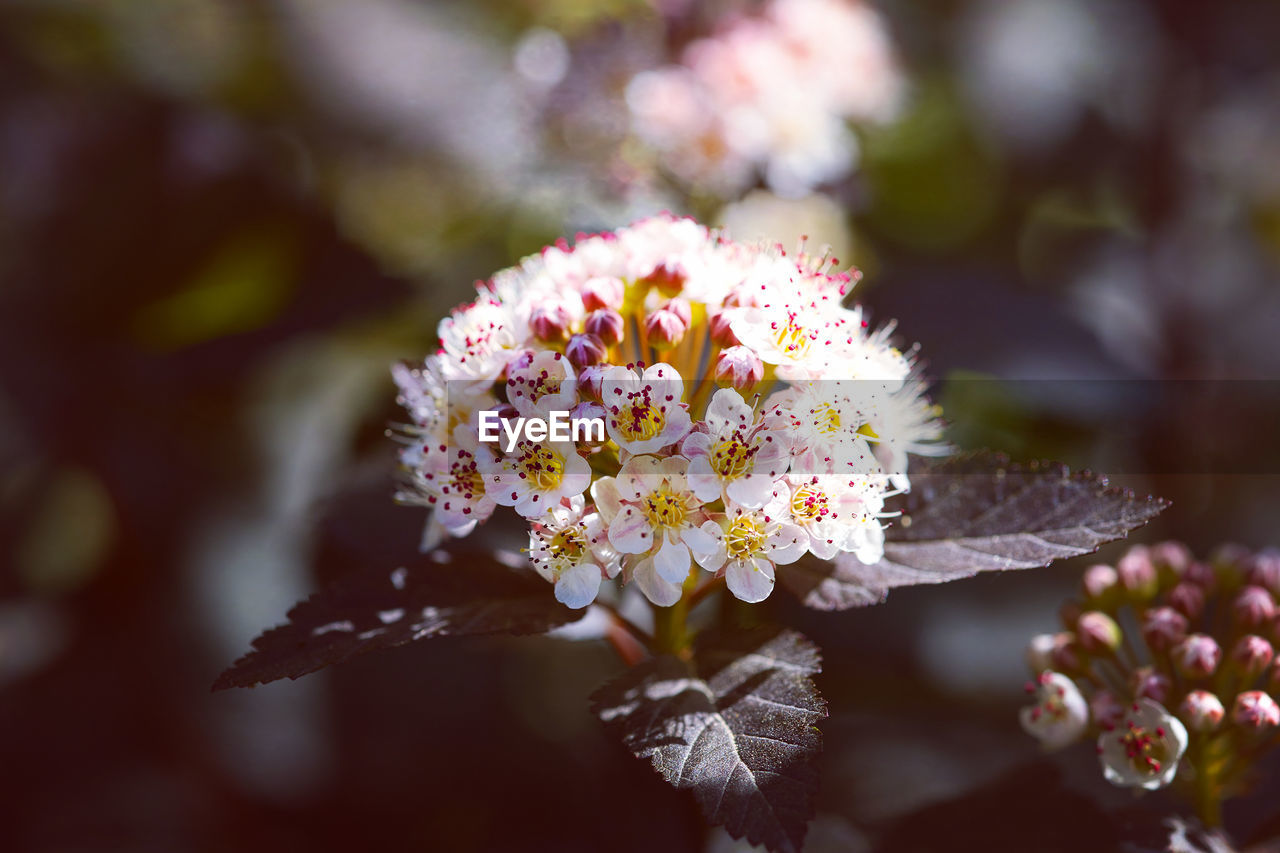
left=555, top=562, right=602, bottom=609
left=726, top=557, right=775, bottom=603
left=633, top=557, right=682, bottom=607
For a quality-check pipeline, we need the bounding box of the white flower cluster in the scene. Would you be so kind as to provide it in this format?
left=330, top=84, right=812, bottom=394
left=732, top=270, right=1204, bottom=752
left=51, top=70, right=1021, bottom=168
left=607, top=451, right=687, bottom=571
left=626, top=0, right=904, bottom=197
left=393, top=214, right=942, bottom=609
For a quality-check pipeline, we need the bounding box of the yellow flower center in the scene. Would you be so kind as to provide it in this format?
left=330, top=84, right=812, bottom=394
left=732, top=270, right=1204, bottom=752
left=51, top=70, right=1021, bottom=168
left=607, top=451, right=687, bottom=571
left=518, top=444, right=564, bottom=491
left=725, top=514, right=768, bottom=560
left=811, top=402, right=841, bottom=434
left=790, top=484, right=830, bottom=523
left=711, top=433, right=757, bottom=481
left=770, top=311, right=814, bottom=359
left=642, top=484, right=687, bottom=530
left=547, top=526, right=586, bottom=564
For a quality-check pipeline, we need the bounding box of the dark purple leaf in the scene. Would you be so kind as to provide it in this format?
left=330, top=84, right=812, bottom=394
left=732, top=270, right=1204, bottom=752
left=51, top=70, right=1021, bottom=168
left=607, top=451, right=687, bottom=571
left=591, top=627, right=826, bottom=853
left=214, top=545, right=578, bottom=689
left=780, top=451, right=1169, bottom=610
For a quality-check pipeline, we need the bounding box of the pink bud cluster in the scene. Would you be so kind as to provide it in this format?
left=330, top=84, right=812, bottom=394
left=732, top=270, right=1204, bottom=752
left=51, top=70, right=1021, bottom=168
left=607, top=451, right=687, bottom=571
left=1021, top=542, right=1280, bottom=797
left=393, top=214, right=944, bottom=610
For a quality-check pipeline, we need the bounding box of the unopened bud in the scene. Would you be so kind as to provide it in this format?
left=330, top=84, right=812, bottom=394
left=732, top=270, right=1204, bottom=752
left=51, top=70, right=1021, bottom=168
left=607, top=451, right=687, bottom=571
left=1232, top=690, right=1280, bottom=728
left=1090, top=689, right=1124, bottom=730
left=1130, top=666, right=1172, bottom=703
left=644, top=261, right=685, bottom=296
left=1174, top=634, right=1222, bottom=678
left=1117, top=547, right=1158, bottom=598
left=644, top=307, right=687, bottom=348
left=1077, top=611, right=1122, bottom=654
left=1082, top=564, right=1119, bottom=601
left=1049, top=632, right=1084, bottom=673
left=581, top=276, right=625, bottom=311
left=566, top=333, right=607, bottom=369
left=1183, top=561, right=1216, bottom=589
left=1168, top=581, right=1206, bottom=619
left=1179, top=690, right=1225, bottom=733
left=714, top=346, right=765, bottom=391
left=584, top=309, right=625, bottom=346
left=1233, top=585, right=1276, bottom=632
left=1141, top=606, right=1189, bottom=653
left=1150, top=541, right=1193, bottom=576
left=1232, top=635, right=1274, bottom=678
left=1246, top=549, right=1280, bottom=596
left=1026, top=634, right=1057, bottom=673
left=531, top=303, right=573, bottom=342
left=569, top=401, right=609, bottom=448
left=576, top=364, right=608, bottom=400
left=663, top=297, right=692, bottom=326
left=709, top=311, right=740, bottom=346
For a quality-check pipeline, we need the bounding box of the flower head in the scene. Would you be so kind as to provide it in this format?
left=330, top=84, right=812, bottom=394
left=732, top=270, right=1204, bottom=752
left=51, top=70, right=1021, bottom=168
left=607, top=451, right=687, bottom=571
left=1098, top=700, right=1187, bottom=790
left=528, top=497, right=621, bottom=609
left=1020, top=671, right=1088, bottom=750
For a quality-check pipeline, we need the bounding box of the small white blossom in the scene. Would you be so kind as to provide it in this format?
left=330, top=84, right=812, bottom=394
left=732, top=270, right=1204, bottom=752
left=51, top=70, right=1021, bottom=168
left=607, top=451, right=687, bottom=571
left=1019, top=671, right=1088, bottom=749
left=478, top=437, right=591, bottom=520
left=692, top=493, right=807, bottom=603
left=682, top=388, right=792, bottom=509
left=600, top=363, right=692, bottom=455
left=1097, top=699, right=1188, bottom=790
left=528, top=497, right=621, bottom=609
left=505, top=349, right=577, bottom=417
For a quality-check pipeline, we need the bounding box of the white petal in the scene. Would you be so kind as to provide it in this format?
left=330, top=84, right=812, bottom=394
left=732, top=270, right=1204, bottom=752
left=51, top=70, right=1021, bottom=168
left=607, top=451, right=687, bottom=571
left=767, top=523, right=809, bottom=565
left=555, top=563, right=602, bottom=609
left=633, top=557, right=682, bottom=607
left=654, top=537, right=691, bottom=584
left=609, top=507, right=654, bottom=554
left=726, top=557, right=775, bottom=603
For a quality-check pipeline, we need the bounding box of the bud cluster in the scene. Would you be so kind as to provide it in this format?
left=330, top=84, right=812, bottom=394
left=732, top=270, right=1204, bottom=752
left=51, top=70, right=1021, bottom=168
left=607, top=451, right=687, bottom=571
left=1021, top=543, right=1280, bottom=812
left=392, top=215, right=945, bottom=611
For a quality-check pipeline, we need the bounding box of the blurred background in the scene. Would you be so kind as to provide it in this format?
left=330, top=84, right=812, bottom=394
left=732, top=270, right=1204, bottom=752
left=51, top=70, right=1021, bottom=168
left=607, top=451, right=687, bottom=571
left=1, top=0, right=1279, bottom=850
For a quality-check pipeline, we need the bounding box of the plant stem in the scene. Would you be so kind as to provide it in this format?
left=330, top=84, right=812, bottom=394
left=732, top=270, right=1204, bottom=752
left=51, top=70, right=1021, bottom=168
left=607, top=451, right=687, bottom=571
left=1192, top=736, right=1224, bottom=829
left=652, top=571, right=700, bottom=658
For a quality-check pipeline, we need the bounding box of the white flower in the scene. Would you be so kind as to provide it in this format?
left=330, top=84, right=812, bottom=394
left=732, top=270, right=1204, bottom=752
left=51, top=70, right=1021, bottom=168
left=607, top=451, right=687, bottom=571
left=528, top=496, right=621, bottom=609
left=478, top=436, right=591, bottom=520
left=600, top=362, right=692, bottom=455
left=863, top=376, right=948, bottom=491
left=437, top=295, right=527, bottom=386
left=763, top=381, right=880, bottom=477
left=1097, top=699, right=1188, bottom=790
left=505, top=349, right=577, bottom=417
left=682, top=388, right=792, bottom=509
left=784, top=472, right=886, bottom=561
left=1019, top=671, right=1088, bottom=750
left=398, top=424, right=498, bottom=539
left=596, top=455, right=713, bottom=607
left=692, top=493, right=808, bottom=603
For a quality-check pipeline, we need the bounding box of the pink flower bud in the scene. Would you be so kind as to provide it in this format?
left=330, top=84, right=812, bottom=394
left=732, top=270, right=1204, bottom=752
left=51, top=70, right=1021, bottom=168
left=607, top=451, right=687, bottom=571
left=1082, top=564, right=1119, bottom=600
left=1232, top=690, right=1280, bottom=728
left=1049, top=632, right=1084, bottom=672
left=643, top=261, right=685, bottom=296
left=663, top=297, right=692, bottom=326
left=581, top=276, right=625, bottom=311
left=644, top=307, right=687, bottom=348
left=569, top=401, right=609, bottom=448
left=1246, top=549, right=1280, bottom=595
left=1232, top=635, right=1274, bottom=678
left=1150, top=541, right=1193, bottom=575
left=1179, top=690, right=1225, bottom=733
left=1167, top=581, right=1206, bottom=619
left=1090, top=689, right=1124, bottom=730
left=1117, top=547, right=1157, bottom=598
left=1173, top=634, right=1222, bottom=678
left=584, top=309, right=625, bottom=346
left=1077, top=611, right=1122, bottom=654
left=1182, top=561, right=1216, bottom=589
left=1130, top=666, right=1172, bottom=703
left=1141, top=606, right=1189, bottom=653
left=566, top=333, right=607, bottom=369
left=709, top=311, right=740, bottom=346
left=530, top=303, right=573, bottom=342
left=1233, top=585, right=1276, bottom=632
left=576, top=364, right=607, bottom=400
left=713, top=345, right=765, bottom=391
